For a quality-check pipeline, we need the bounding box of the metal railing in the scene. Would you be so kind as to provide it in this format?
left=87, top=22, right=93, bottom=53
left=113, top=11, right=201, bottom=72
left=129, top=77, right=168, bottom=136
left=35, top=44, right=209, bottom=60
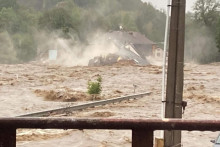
left=0, top=118, right=220, bottom=147
left=18, top=92, right=151, bottom=117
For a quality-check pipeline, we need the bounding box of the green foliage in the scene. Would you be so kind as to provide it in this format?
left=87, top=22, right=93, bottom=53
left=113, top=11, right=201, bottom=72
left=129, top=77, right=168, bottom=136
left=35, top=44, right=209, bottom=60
left=0, top=7, right=17, bottom=33
left=136, top=3, right=166, bottom=42
left=0, top=6, right=39, bottom=63
left=17, top=0, right=63, bottom=10
left=17, top=8, right=41, bottom=30
left=188, top=0, right=220, bottom=62
left=185, top=10, right=220, bottom=63
left=0, top=31, right=17, bottom=63
left=193, top=0, right=220, bottom=28
left=13, top=33, right=37, bottom=62
left=0, top=0, right=17, bottom=10
left=39, top=1, right=81, bottom=35
left=87, top=76, right=102, bottom=95
left=0, top=7, right=40, bottom=34
left=76, top=0, right=165, bottom=42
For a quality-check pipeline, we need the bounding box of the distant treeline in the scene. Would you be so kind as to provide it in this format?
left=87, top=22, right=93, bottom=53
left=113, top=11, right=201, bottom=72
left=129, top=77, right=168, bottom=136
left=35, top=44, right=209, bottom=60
left=0, top=0, right=166, bottom=63
left=0, top=0, right=219, bottom=64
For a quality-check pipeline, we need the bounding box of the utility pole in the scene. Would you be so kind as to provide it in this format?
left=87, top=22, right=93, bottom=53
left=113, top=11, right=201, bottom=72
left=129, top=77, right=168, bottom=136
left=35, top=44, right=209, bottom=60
left=164, top=0, right=185, bottom=147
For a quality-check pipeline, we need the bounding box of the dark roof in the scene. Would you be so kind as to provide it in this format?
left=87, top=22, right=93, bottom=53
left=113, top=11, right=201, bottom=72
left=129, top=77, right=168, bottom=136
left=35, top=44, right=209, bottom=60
left=105, top=31, right=155, bottom=45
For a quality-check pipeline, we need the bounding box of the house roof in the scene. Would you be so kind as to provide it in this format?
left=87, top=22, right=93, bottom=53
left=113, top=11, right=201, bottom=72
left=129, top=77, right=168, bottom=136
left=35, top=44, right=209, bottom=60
left=105, top=31, right=155, bottom=45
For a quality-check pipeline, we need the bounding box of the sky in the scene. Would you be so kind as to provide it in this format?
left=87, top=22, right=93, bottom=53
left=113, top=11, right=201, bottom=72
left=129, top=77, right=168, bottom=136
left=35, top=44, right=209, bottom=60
left=141, top=0, right=197, bottom=12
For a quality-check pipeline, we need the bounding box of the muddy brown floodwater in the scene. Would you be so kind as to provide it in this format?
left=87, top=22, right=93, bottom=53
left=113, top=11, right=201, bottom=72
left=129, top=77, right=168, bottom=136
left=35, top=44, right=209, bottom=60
left=0, top=61, right=219, bottom=147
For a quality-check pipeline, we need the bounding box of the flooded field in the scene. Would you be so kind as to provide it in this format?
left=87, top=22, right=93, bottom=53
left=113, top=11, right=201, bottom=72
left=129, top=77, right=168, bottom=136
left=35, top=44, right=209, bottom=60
left=0, top=61, right=219, bottom=147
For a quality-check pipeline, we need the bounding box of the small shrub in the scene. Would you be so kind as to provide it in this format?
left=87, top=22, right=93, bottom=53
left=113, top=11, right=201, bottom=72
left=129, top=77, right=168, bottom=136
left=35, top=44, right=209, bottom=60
left=87, top=75, right=102, bottom=95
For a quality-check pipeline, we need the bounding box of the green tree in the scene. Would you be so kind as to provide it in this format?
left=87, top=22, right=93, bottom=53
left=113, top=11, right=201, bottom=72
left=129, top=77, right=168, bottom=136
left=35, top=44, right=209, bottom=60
left=194, top=0, right=220, bottom=28
left=193, top=0, right=220, bottom=56
left=0, top=6, right=40, bottom=33
left=0, top=8, right=17, bottom=33
left=12, top=33, right=37, bottom=62
left=39, top=0, right=81, bottom=34
left=185, top=11, right=220, bottom=63
left=136, top=3, right=166, bottom=42
left=87, top=76, right=102, bottom=95
left=0, top=0, right=17, bottom=10
left=0, top=6, right=40, bottom=63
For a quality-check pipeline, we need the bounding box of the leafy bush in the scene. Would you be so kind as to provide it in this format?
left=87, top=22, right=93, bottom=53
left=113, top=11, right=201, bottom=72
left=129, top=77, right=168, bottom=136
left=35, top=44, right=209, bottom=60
left=87, top=75, right=102, bottom=95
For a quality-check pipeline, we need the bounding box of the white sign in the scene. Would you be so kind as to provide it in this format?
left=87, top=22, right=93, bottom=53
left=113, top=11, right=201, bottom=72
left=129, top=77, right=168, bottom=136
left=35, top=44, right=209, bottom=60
left=49, top=50, right=57, bottom=60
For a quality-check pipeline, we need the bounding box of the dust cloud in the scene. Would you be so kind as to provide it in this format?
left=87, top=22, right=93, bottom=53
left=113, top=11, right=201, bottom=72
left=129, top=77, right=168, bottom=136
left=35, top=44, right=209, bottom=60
left=36, top=31, right=119, bottom=66
left=0, top=31, right=17, bottom=63
left=185, top=26, right=219, bottom=63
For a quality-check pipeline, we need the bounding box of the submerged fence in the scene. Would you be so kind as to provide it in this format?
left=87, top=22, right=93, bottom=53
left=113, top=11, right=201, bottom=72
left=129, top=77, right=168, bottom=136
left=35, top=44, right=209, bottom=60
left=0, top=118, right=220, bottom=147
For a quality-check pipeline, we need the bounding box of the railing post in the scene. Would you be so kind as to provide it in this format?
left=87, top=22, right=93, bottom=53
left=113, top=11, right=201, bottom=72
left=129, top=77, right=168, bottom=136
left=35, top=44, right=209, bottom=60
left=132, top=129, right=153, bottom=147
left=0, top=128, right=16, bottom=147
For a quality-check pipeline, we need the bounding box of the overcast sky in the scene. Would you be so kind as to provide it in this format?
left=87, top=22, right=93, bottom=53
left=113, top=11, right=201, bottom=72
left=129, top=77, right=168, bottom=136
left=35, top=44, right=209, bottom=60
left=141, top=0, right=197, bottom=12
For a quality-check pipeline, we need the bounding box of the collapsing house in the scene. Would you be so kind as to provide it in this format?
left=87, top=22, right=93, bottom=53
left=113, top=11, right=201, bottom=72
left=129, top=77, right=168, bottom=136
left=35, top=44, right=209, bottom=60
left=88, top=31, right=163, bottom=66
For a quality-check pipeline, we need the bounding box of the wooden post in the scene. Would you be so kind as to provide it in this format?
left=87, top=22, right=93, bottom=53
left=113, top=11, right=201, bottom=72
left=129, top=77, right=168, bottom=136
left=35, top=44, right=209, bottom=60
left=164, top=0, right=186, bottom=147
left=0, top=129, right=16, bottom=147
left=132, top=129, right=153, bottom=147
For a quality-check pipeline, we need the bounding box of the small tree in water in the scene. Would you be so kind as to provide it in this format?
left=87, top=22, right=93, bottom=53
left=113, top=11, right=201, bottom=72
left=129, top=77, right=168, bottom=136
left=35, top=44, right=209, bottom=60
left=87, top=75, right=102, bottom=100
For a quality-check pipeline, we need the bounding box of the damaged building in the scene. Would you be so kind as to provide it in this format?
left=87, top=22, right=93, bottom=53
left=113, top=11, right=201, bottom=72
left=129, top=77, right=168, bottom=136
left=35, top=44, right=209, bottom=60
left=88, top=31, right=163, bottom=66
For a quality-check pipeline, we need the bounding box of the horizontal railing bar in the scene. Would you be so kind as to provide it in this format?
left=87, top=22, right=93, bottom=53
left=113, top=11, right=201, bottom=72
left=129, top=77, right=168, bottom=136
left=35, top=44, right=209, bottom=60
left=0, top=118, right=219, bottom=131
left=18, top=92, right=151, bottom=117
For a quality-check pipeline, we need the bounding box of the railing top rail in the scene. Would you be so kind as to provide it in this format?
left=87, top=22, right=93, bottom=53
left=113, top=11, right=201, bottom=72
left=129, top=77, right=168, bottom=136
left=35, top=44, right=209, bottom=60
left=17, top=92, right=151, bottom=117
left=0, top=117, right=220, bottom=131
